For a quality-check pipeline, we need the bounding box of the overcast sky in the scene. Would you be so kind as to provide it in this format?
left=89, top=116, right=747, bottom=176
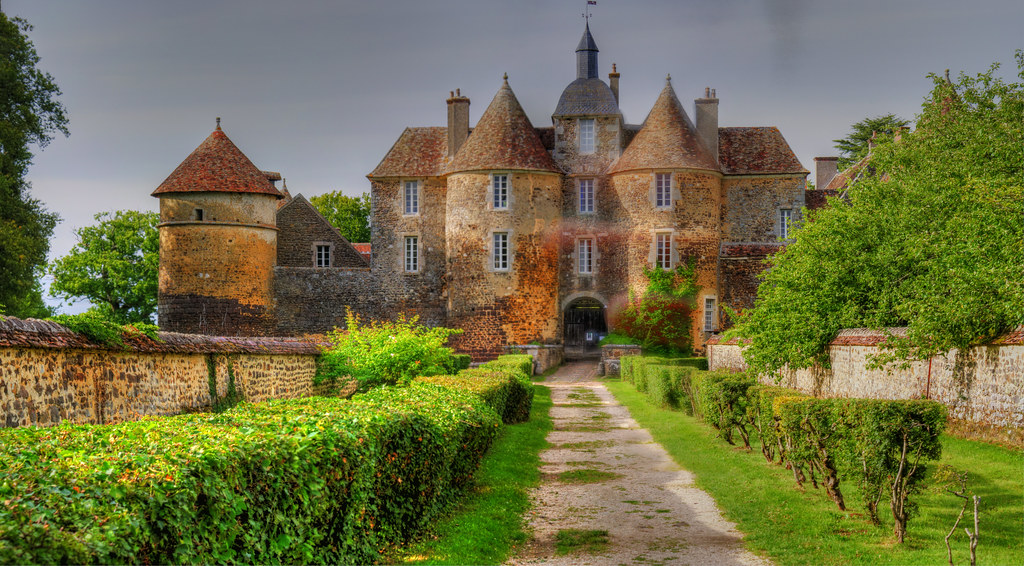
left=3, top=0, right=1021, bottom=313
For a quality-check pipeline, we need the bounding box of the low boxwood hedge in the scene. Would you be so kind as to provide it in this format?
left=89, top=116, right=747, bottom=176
left=0, top=355, right=535, bottom=564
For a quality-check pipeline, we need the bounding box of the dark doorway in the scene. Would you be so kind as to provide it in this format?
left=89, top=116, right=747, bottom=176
left=563, top=297, right=608, bottom=360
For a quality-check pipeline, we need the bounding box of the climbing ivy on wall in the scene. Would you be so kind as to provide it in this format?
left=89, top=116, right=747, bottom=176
left=206, top=354, right=244, bottom=413
left=614, top=259, right=699, bottom=356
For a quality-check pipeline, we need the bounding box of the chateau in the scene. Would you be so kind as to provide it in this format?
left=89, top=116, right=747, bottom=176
left=154, top=22, right=815, bottom=360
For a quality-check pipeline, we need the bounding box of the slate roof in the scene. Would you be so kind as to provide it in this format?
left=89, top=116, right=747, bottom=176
left=447, top=79, right=561, bottom=175
left=608, top=80, right=719, bottom=174
left=152, top=127, right=283, bottom=198
left=718, top=127, right=808, bottom=175
left=368, top=127, right=449, bottom=178
left=553, top=78, right=621, bottom=116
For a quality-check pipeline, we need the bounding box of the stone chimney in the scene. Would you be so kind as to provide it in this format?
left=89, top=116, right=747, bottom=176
left=814, top=157, right=839, bottom=190
left=609, top=63, right=620, bottom=105
left=695, top=87, right=719, bottom=163
left=447, top=89, right=470, bottom=158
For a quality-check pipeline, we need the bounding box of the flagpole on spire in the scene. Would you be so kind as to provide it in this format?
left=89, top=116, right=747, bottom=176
left=583, top=0, right=596, bottom=23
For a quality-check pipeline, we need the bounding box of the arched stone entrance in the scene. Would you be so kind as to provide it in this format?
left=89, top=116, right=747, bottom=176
left=563, top=296, right=608, bottom=360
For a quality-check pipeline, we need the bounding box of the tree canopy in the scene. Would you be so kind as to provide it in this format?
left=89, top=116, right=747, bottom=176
left=737, top=53, right=1024, bottom=377
left=310, top=191, right=371, bottom=243
left=833, top=113, right=909, bottom=169
left=0, top=13, right=68, bottom=318
left=49, top=210, right=160, bottom=324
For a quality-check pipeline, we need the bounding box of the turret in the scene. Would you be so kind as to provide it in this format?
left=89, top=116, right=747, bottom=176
left=151, top=119, right=282, bottom=336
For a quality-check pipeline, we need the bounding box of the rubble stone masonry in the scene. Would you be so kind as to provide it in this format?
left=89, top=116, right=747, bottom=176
left=0, top=317, right=318, bottom=428
left=706, top=328, right=1024, bottom=429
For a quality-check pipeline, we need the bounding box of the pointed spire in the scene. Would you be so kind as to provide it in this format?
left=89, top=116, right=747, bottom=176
left=152, top=125, right=283, bottom=197
left=447, top=78, right=560, bottom=175
left=608, top=79, right=719, bottom=174
left=576, top=21, right=599, bottom=79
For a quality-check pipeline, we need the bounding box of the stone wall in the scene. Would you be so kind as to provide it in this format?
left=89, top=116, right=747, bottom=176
left=0, top=317, right=319, bottom=428
left=600, top=343, right=642, bottom=376
left=276, top=196, right=367, bottom=268
left=505, top=344, right=564, bottom=375
left=274, top=267, right=379, bottom=335
left=158, top=192, right=280, bottom=336
left=706, top=328, right=1024, bottom=428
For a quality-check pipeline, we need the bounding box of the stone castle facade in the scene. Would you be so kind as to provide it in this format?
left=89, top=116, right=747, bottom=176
left=154, top=23, right=813, bottom=360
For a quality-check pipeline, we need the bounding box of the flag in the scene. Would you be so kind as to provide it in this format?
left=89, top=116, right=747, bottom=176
left=588, top=1, right=597, bottom=5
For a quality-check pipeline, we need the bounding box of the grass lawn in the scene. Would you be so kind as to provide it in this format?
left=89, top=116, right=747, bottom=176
left=390, top=384, right=553, bottom=565
left=605, top=380, right=1024, bottom=566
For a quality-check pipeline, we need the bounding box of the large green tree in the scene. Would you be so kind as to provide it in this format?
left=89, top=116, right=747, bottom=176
left=49, top=210, right=159, bottom=324
left=833, top=113, right=910, bottom=169
left=310, top=191, right=371, bottom=243
left=737, top=53, right=1024, bottom=377
left=0, top=12, right=68, bottom=318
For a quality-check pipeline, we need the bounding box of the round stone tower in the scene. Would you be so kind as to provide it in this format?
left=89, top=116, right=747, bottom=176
left=151, top=120, right=283, bottom=336
left=444, top=76, right=564, bottom=359
left=607, top=77, right=723, bottom=343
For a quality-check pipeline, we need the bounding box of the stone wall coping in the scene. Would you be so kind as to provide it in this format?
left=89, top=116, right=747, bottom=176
left=508, top=344, right=564, bottom=349
left=707, top=327, right=1024, bottom=347
left=600, top=343, right=642, bottom=349
left=0, top=316, right=324, bottom=355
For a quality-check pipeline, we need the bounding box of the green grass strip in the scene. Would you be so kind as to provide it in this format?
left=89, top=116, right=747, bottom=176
left=392, top=385, right=554, bottom=565
left=605, top=380, right=1023, bottom=566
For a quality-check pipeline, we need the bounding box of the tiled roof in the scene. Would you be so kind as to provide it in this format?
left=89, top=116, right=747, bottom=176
left=608, top=80, right=718, bottom=174
left=368, top=127, right=449, bottom=178
left=718, top=127, right=808, bottom=175
left=351, top=243, right=371, bottom=262
left=152, top=127, right=283, bottom=197
left=825, top=155, right=871, bottom=191
left=447, top=79, right=561, bottom=175
left=804, top=189, right=842, bottom=210
left=553, top=77, right=621, bottom=116
left=0, top=316, right=322, bottom=354
left=719, top=242, right=786, bottom=258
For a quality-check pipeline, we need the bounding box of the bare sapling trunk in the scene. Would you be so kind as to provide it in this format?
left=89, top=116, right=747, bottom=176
left=945, top=473, right=969, bottom=566
left=890, top=432, right=925, bottom=544
left=966, top=495, right=979, bottom=566
left=863, top=458, right=882, bottom=525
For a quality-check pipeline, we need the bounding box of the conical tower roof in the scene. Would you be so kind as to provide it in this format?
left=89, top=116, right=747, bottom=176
left=447, top=76, right=561, bottom=175
left=152, top=123, right=283, bottom=197
left=608, top=78, right=719, bottom=174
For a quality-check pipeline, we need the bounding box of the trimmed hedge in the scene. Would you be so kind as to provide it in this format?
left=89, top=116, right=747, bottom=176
left=618, top=357, right=948, bottom=542
left=0, top=355, right=535, bottom=564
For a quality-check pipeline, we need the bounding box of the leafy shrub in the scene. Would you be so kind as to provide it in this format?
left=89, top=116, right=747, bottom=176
left=0, top=385, right=501, bottom=564
left=696, top=372, right=758, bottom=447
left=415, top=360, right=533, bottom=425
left=775, top=397, right=848, bottom=510
left=51, top=308, right=160, bottom=347
left=833, top=398, right=946, bottom=540
left=316, top=309, right=462, bottom=390
left=446, top=354, right=472, bottom=373
left=613, top=295, right=693, bottom=355
left=598, top=332, right=639, bottom=346
left=744, top=384, right=805, bottom=463
left=644, top=365, right=697, bottom=412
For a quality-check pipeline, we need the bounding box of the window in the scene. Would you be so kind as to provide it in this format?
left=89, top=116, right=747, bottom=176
left=780, top=208, right=792, bottom=239
left=578, top=179, right=595, bottom=213
left=194, top=208, right=204, bottom=221
left=579, top=118, right=595, bottom=154
left=315, top=244, right=331, bottom=267
left=404, top=180, right=419, bottom=215
left=577, top=238, right=594, bottom=274
left=655, top=173, right=672, bottom=208
left=704, top=297, right=716, bottom=331
left=404, top=236, right=419, bottom=272
left=492, top=174, right=508, bottom=209
left=492, top=232, right=509, bottom=271
left=655, top=233, right=672, bottom=269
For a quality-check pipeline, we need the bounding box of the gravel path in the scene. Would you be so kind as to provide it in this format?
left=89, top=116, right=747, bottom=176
left=507, top=362, right=770, bottom=566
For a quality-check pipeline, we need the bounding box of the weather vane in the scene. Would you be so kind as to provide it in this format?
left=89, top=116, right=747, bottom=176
left=583, top=0, right=596, bottom=22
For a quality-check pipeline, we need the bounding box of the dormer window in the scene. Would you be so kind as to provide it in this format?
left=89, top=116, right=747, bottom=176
left=579, top=119, right=595, bottom=154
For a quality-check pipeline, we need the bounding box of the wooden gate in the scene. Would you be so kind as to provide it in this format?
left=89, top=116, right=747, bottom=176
left=563, top=297, right=607, bottom=359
